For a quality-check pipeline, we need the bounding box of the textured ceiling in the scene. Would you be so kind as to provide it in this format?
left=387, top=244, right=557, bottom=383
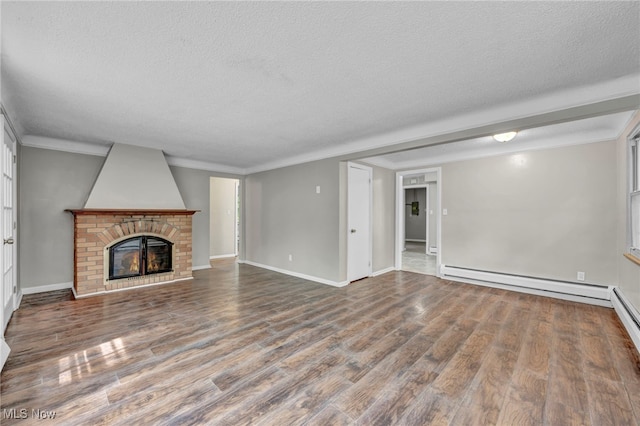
left=2, top=1, right=639, bottom=174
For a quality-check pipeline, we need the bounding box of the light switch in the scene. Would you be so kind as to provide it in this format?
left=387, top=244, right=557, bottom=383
left=443, top=208, right=448, bottom=215
left=316, top=185, right=321, bottom=194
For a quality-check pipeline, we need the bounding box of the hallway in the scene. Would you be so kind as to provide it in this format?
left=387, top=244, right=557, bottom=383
left=402, top=241, right=437, bottom=276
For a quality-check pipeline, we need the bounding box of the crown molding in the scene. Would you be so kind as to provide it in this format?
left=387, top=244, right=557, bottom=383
left=393, top=136, right=619, bottom=171
left=165, top=156, right=245, bottom=176
left=20, top=135, right=246, bottom=175
left=245, top=74, right=640, bottom=174
left=21, top=135, right=111, bottom=157
left=17, top=74, right=640, bottom=176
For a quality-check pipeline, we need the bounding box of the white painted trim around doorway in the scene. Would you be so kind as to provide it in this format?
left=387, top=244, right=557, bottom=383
left=404, top=185, right=430, bottom=255
left=396, top=167, right=442, bottom=277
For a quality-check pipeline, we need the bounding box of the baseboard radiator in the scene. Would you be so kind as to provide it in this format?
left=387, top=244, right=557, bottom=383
left=611, top=288, right=640, bottom=354
left=440, top=265, right=612, bottom=307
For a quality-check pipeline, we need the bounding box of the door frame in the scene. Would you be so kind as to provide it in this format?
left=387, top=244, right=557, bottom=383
left=209, top=177, right=241, bottom=260
left=396, top=167, right=442, bottom=276
left=403, top=185, right=429, bottom=253
left=347, top=162, right=373, bottom=282
left=1, top=113, right=18, bottom=370
left=1, top=116, right=17, bottom=328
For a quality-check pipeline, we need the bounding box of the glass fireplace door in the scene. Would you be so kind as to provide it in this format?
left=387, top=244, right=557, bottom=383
left=145, top=237, right=172, bottom=274
left=109, top=238, right=142, bottom=280
left=108, top=236, right=173, bottom=280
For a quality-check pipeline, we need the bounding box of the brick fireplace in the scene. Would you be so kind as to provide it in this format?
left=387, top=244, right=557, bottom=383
left=66, top=209, right=198, bottom=297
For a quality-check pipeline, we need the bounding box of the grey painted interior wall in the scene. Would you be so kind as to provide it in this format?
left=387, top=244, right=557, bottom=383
left=17, top=118, right=637, bottom=302
left=338, top=162, right=348, bottom=281
left=371, top=164, right=395, bottom=273
left=616, top=111, right=640, bottom=311
left=441, top=139, right=618, bottom=285
left=18, top=145, right=238, bottom=289
left=405, top=188, right=427, bottom=241
left=19, top=146, right=103, bottom=288
left=245, top=158, right=341, bottom=282
left=209, top=177, right=238, bottom=257
left=169, top=166, right=212, bottom=270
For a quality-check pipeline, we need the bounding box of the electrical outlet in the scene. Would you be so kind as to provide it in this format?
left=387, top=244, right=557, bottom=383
left=289, top=254, right=293, bottom=262
left=577, top=271, right=585, bottom=281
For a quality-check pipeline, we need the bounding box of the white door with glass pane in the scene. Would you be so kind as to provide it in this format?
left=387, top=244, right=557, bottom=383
left=2, top=117, right=16, bottom=333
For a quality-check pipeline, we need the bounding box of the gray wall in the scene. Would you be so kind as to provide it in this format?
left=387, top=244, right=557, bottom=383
left=405, top=188, right=427, bottom=241
left=169, top=166, right=212, bottom=270
left=210, top=177, right=238, bottom=257
left=244, top=159, right=395, bottom=282
left=441, top=139, right=618, bottom=285
left=616, top=111, right=640, bottom=311
left=19, top=146, right=103, bottom=288
left=18, top=145, right=234, bottom=289
left=371, top=164, right=395, bottom=273
left=245, top=158, right=341, bottom=282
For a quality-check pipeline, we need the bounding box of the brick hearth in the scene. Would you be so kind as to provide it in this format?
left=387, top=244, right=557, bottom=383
left=66, top=209, right=198, bottom=297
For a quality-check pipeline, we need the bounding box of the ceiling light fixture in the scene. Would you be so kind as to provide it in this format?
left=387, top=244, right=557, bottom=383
left=493, top=131, right=518, bottom=142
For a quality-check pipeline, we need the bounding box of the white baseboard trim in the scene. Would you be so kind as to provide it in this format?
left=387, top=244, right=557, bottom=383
left=209, top=254, right=237, bottom=260
left=21, top=281, right=73, bottom=295
left=71, top=277, right=194, bottom=299
left=372, top=266, right=395, bottom=277
left=441, top=265, right=612, bottom=307
left=192, top=264, right=212, bottom=271
left=15, top=292, right=23, bottom=310
left=1, top=338, right=10, bottom=372
left=240, top=260, right=349, bottom=287
left=611, top=287, right=640, bottom=354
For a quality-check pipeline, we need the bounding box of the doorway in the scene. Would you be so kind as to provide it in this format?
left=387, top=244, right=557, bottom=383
left=403, top=186, right=437, bottom=275
left=404, top=186, right=428, bottom=249
left=396, top=167, right=441, bottom=277
left=209, top=177, right=240, bottom=261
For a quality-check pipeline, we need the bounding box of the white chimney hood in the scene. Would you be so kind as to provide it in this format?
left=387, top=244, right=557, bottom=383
left=84, top=143, right=186, bottom=210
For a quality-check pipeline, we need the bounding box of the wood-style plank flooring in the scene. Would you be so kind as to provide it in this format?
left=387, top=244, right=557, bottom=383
left=1, top=259, right=639, bottom=425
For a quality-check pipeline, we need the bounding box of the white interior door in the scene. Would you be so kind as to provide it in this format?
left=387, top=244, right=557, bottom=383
left=347, top=163, right=372, bottom=282
left=2, top=118, right=16, bottom=333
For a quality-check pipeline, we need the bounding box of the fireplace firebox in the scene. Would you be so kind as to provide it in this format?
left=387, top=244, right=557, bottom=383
left=109, top=236, right=173, bottom=280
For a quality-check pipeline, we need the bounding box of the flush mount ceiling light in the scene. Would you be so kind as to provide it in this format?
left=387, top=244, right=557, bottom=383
left=493, top=131, right=518, bottom=142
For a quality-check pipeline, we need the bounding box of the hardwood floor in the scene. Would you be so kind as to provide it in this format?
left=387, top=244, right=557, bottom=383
left=1, top=259, right=639, bottom=425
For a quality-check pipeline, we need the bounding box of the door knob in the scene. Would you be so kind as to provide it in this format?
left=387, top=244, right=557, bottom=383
left=4, top=237, right=14, bottom=245
left=350, top=229, right=357, bottom=233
